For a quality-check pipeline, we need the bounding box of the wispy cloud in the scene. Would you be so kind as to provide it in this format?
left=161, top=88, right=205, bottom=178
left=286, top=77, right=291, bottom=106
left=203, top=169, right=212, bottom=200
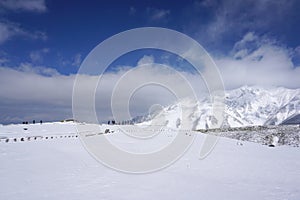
left=29, top=48, right=49, bottom=63
left=0, top=0, right=47, bottom=45
left=129, top=6, right=136, bottom=15
left=0, top=57, right=9, bottom=66
left=0, top=21, right=22, bottom=44
left=0, top=0, right=47, bottom=13
left=0, top=21, right=47, bottom=45
left=147, top=7, right=170, bottom=21
left=58, top=53, right=83, bottom=68
left=72, top=53, right=82, bottom=67
left=189, top=0, right=298, bottom=51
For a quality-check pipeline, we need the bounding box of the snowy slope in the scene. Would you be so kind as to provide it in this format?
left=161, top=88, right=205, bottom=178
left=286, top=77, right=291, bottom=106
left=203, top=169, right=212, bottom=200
left=0, top=122, right=299, bottom=200
left=282, top=114, right=300, bottom=125
left=140, top=86, right=300, bottom=129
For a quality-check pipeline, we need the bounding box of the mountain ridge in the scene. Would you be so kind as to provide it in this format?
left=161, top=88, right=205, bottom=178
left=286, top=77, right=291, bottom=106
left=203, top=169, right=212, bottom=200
left=136, top=86, right=300, bottom=129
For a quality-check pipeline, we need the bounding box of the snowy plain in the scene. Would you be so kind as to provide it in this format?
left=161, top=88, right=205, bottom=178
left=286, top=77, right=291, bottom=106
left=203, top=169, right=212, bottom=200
left=0, top=122, right=299, bottom=200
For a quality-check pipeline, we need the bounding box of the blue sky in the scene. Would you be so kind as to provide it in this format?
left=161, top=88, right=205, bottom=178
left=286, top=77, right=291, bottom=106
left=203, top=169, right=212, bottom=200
left=1, top=0, right=299, bottom=73
left=1, top=0, right=300, bottom=124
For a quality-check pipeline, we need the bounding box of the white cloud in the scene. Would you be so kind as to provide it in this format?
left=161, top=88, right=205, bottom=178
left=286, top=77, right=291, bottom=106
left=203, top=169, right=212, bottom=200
left=72, top=53, right=82, bottom=67
left=29, top=48, right=49, bottom=63
left=216, top=32, right=300, bottom=89
left=0, top=56, right=208, bottom=124
left=137, top=55, right=154, bottom=65
left=0, top=57, right=9, bottom=65
left=0, top=65, right=74, bottom=123
left=295, top=46, right=300, bottom=57
left=29, top=52, right=41, bottom=63
left=0, top=0, right=47, bottom=44
left=232, top=32, right=257, bottom=50
left=0, top=21, right=47, bottom=44
left=18, top=62, right=59, bottom=76
left=194, top=0, right=297, bottom=46
left=59, top=53, right=83, bottom=68
left=0, top=0, right=47, bottom=13
left=1, top=37, right=300, bottom=124
left=0, top=21, right=20, bottom=44
left=147, top=8, right=170, bottom=21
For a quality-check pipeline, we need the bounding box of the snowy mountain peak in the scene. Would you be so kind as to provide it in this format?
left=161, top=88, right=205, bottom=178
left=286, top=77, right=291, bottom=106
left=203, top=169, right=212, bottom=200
left=138, top=86, right=300, bottom=129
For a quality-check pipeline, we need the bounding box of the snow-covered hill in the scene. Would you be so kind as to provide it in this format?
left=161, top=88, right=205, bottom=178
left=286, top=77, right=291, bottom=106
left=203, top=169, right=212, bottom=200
left=139, top=86, right=300, bottom=129
left=0, top=122, right=300, bottom=200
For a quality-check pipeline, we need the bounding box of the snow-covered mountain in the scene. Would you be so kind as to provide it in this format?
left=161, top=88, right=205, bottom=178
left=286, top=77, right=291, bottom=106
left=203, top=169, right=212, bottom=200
left=138, top=86, right=300, bottom=129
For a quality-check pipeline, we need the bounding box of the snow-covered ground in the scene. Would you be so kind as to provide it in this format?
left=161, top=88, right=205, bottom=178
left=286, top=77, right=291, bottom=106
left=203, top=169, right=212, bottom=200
left=0, top=122, right=299, bottom=200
